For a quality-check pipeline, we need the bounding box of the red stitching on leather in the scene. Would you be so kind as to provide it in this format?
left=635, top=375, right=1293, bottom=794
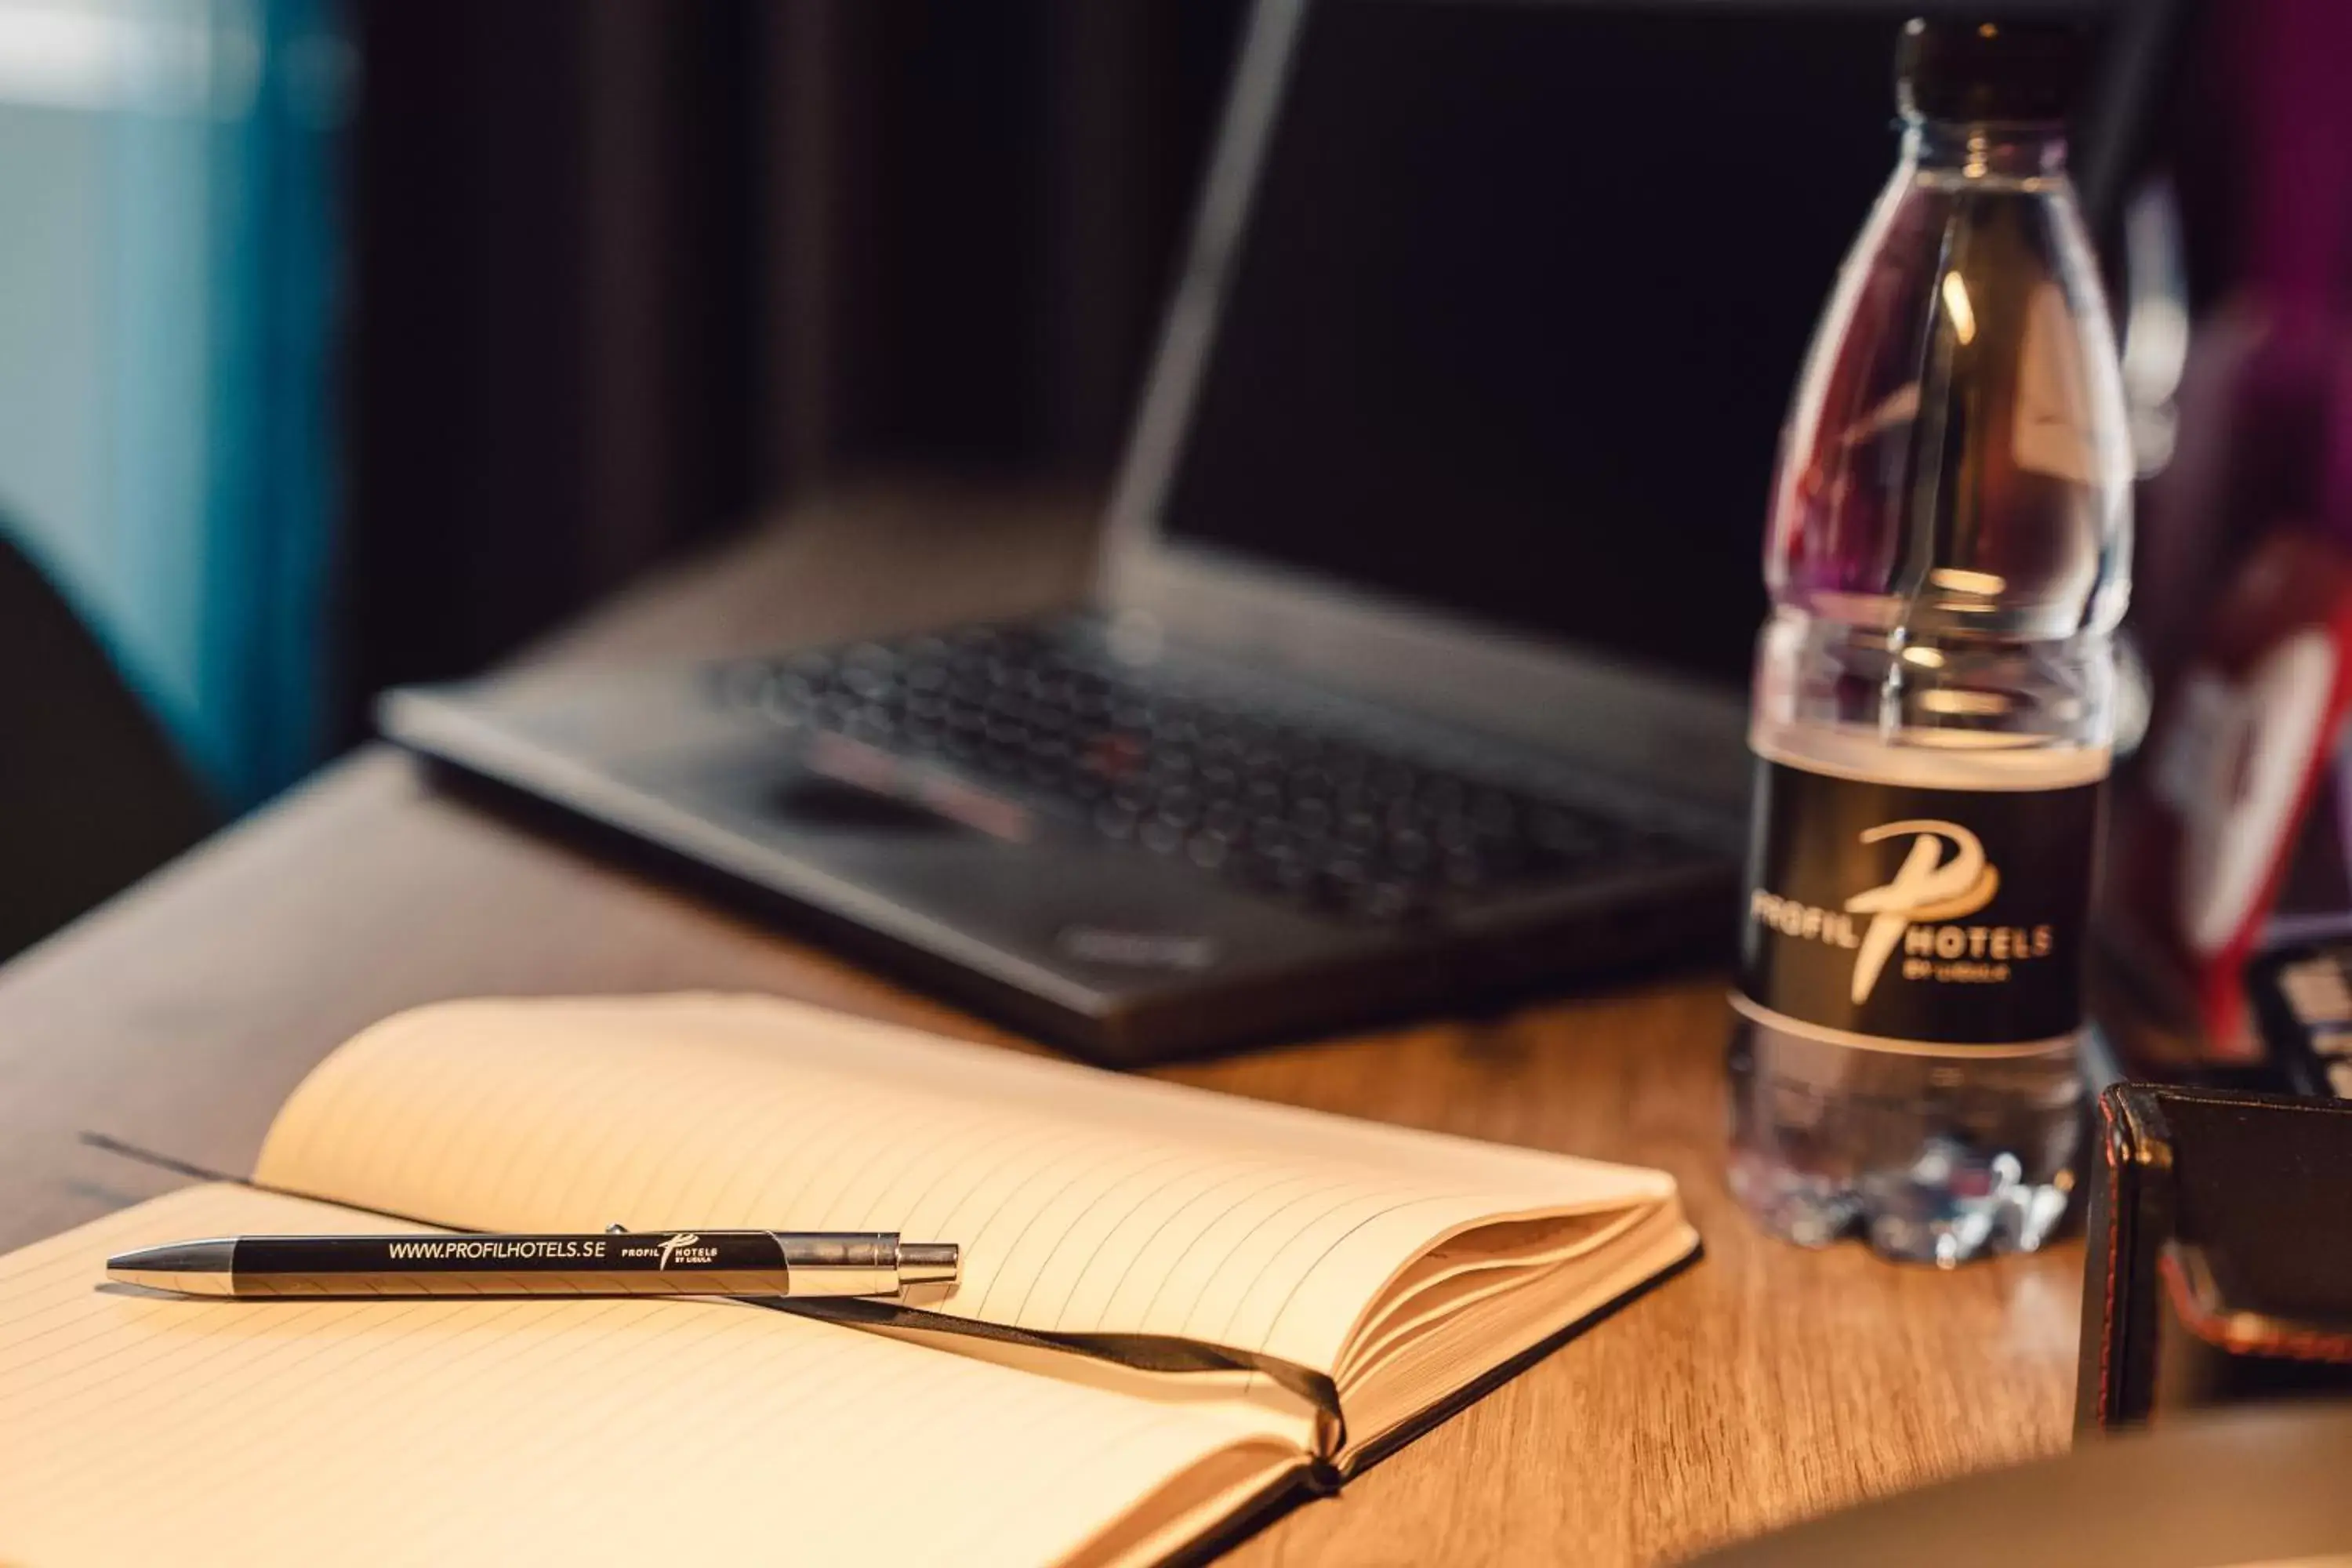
left=2096, top=1091, right=2122, bottom=1425
left=2158, top=1250, right=2352, bottom=1362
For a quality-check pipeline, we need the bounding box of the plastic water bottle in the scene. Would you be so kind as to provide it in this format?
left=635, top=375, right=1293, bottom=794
left=1726, top=17, right=2132, bottom=1265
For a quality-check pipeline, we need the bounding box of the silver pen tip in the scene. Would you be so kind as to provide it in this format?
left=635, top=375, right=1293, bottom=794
left=105, top=1238, right=238, bottom=1294
left=895, top=1242, right=959, bottom=1287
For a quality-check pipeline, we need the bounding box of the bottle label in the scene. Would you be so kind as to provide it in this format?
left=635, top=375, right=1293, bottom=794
left=1735, top=757, right=2102, bottom=1051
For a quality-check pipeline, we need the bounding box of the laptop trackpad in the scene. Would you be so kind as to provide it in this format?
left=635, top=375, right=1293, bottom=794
left=643, top=751, right=1348, bottom=983
left=766, top=777, right=971, bottom=836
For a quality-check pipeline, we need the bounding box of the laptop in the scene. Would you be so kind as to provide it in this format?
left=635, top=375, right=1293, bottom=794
left=383, top=0, right=2109, bottom=1063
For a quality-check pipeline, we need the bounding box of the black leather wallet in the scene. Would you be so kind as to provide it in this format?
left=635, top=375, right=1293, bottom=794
left=2078, top=1083, right=2352, bottom=1432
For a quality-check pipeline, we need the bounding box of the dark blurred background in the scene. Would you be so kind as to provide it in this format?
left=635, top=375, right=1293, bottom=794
left=345, top=1, right=1247, bottom=748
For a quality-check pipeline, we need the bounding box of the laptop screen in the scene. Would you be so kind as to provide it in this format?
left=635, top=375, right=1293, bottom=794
left=1155, top=2, right=1951, bottom=691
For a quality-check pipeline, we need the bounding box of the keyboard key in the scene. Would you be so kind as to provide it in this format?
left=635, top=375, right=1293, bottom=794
left=1357, top=880, right=1421, bottom=924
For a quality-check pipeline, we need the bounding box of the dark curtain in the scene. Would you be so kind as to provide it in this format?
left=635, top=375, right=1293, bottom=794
left=338, top=0, right=1243, bottom=746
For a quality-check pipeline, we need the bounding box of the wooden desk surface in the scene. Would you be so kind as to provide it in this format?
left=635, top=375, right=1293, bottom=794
left=0, top=484, right=2084, bottom=1565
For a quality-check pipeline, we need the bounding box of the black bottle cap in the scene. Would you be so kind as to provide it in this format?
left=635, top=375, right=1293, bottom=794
left=1896, top=16, right=2092, bottom=125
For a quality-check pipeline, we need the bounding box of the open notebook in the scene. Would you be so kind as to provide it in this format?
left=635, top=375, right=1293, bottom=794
left=0, top=995, right=1697, bottom=1566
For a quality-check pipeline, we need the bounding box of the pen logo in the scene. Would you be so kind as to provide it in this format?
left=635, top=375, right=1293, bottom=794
left=655, top=1232, right=717, bottom=1269
left=1844, top=820, right=1998, bottom=1004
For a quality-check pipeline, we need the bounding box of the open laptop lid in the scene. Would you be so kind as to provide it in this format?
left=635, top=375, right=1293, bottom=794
left=1102, top=0, right=2114, bottom=811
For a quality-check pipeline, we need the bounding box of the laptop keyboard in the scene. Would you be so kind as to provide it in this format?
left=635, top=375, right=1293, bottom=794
left=711, top=622, right=1706, bottom=924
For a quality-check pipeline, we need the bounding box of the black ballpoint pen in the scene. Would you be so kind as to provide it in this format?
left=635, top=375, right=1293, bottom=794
left=105, top=1229, right=960, bottom=1300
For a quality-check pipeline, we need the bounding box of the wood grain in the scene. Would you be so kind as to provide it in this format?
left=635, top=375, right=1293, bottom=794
left=0, top=480, right=2084, bottom=1565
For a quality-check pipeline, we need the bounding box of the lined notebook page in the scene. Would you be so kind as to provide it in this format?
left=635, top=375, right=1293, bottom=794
left=0, top=1185, right=1296, bottom=1568
left=254, top=995, right=1673, bottom=1375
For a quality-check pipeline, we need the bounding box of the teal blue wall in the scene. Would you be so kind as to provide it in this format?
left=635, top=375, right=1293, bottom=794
left=0, top=0, right=344, bottom=807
